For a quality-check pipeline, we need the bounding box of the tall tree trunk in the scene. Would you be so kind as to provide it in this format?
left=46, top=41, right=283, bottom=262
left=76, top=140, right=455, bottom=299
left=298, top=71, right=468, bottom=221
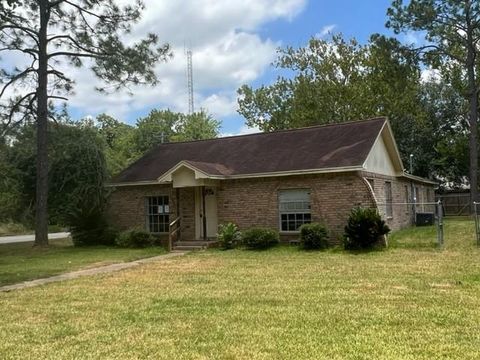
left=468, top=78, right=478, bottom=207
left=34, top=0, right=49, bottom=247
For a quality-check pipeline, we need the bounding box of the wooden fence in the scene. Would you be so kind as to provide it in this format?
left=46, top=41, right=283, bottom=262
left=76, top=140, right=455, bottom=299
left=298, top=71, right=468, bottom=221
left=436, top=193, right=472, bottom=216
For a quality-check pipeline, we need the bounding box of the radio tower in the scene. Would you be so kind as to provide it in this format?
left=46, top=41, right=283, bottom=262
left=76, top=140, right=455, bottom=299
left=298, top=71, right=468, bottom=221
left=186, top=48, right=194, bottom=114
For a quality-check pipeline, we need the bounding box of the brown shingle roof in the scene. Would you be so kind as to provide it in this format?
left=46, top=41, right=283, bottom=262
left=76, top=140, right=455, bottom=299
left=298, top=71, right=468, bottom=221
left=112, top=117, right=387, bottom=183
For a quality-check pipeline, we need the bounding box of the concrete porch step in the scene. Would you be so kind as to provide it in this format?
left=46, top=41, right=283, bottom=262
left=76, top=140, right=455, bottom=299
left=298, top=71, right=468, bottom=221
left=173, top=245, right=205, bottom=251
left=172, top=240, right=218, bottom=251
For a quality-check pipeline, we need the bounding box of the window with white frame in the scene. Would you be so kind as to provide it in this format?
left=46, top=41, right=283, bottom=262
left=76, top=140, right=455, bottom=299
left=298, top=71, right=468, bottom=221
left=385, top=182, right=393, bottom=218
left=146, top=196, right=170, bottom=233
left=279, top=189, right=311, bottom=232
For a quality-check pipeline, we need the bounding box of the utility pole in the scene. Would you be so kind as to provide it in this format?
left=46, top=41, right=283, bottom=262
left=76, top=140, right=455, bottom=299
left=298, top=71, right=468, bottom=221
left=186, top=48, right=194, bottom=114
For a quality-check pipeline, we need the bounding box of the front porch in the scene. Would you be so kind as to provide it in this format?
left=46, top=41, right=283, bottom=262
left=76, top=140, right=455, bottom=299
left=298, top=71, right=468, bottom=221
left=161, top=162, right=222, bottom=250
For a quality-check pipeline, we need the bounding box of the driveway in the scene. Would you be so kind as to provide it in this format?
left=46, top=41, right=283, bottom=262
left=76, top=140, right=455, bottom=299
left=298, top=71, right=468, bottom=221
left=0, top=232, right=70, bottom=245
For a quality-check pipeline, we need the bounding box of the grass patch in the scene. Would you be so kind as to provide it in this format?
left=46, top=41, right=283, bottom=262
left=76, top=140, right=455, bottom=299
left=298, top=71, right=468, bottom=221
left=0, top=238, right=166, bottom=286
left=0, top=219, right=479, bottom=359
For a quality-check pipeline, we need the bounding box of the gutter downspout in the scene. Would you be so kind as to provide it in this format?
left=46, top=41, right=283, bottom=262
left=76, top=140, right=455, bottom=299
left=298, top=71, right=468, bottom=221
left=409, top=154, right=416, bottom=226
left=362, top=177, right=379, bottom=210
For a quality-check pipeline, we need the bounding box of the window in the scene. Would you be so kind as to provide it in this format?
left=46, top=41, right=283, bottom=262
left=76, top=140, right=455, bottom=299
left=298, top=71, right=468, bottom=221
left=146, top=196, right=170, bottom=233
left=385, top=182, right=393, bottom=218
left=279, top=189, right=311, bottom=232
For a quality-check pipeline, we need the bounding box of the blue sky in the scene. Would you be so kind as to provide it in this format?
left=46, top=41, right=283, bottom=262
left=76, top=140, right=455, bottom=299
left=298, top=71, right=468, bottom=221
left=63, top=1, right=403, bottom=135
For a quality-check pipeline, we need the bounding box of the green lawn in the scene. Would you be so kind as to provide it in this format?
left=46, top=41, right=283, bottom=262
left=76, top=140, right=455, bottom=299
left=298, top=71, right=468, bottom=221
left=0, top=238, right=166, bottom=286
left=1, top=219, right=480, bottom=359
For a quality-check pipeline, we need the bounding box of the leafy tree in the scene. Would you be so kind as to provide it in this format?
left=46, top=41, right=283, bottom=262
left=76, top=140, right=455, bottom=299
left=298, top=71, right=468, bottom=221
left=0, top=142, right=23, bottom=221
left=134, top=109, right=220, bottom=153
left=387, top=0, right=480, bottom=203
left=134, top=109, right=179, bottom=153
left=237, top=34, right=429, bottom=175
left=171, top=110, right=220, bottom=142
left=419, top=79, right=470, bottom=185
left=8, top=122, right=108, bottom=227
left=0, top=0, right=171, bottom=246
left=238, top=35, right=370, bottom=131
left=93, top=114, right=137, bottom=176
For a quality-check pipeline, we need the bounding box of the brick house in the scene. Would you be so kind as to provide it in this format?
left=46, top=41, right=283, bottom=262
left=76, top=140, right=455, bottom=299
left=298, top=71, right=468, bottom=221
left=108, top=117, right=436, bottom=246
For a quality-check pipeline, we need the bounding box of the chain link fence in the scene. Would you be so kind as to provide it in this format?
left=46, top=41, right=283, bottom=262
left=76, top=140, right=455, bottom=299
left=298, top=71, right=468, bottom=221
left=473, top=202, right=480, bottom=246
left=375, top=201, right=444, bottom=247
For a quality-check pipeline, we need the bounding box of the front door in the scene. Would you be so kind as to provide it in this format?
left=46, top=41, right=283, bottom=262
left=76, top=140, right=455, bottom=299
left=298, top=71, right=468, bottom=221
left=195, top=187, right=218, bottom=240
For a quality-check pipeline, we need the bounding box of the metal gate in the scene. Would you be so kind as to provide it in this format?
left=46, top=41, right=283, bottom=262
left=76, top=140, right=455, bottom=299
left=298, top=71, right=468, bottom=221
left=377, top=200, right=444, bottom=248
left=473, top=202, right=480, bottom=246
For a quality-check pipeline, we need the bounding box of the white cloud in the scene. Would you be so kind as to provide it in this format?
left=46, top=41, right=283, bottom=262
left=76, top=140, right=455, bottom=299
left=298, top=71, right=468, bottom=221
left=421, top=68, right=442, bottom=83
left=316, top=24, right=337, bottom=38
left=221, top=124, right=261, bottom=137
left=1, top=1, right=306, bottom=126
left=199, top=92, right=238, bottom=118
left=65, top=0, right=306, bottom=121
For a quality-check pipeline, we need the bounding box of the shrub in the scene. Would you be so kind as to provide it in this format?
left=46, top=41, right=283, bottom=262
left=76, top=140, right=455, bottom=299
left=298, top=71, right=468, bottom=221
left=0, top=221, right=29, bottom=236
left=243, top=227, right=279, bottom=250
left=344, top=207, right=390, bottom=250
left=217, top=222, right=242, bottom=249
left=299, top=223, right=329, bottom=250
left=67, top=206, right=117, bottom=247
left=115, top=229, right=155, bottom=248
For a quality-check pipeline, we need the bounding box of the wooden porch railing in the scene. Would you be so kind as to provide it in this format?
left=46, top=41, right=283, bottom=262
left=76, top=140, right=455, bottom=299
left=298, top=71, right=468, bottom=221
left=168, top=216, right=181, bottom=252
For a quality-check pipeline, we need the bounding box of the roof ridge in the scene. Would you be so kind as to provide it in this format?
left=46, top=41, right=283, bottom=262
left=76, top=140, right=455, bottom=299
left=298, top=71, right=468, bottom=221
left=156, top=116, right=387, bottom=146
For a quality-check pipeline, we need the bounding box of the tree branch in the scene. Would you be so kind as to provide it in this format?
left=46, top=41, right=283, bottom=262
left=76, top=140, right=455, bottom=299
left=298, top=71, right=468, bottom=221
left=0, top=45, right=39, bottom=59
left=47, top=95, right=68, bottom=101
left=47, top=34, right=106, bottom=57
left=48, top=0, right=67, bottom=7
left=413, top=44, right=464, bottom=63
left=47, top=69, right=70, bottom=82
left=0, top=25, right=39, bottom=46
left=63, top=0, right=105, bottom=19
left=47, top=51, right=103, bottom=59
left=62, top=0, right=136, bottom=23
left=2, top=92, right=37, bottom=130
left=0, top=67, right=36, bottom=98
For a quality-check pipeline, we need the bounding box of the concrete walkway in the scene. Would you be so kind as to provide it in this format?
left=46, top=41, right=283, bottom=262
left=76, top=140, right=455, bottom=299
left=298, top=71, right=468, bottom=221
left=0, top=251, right=186, bottom=292
left=0, top=232, right=71, bottom=244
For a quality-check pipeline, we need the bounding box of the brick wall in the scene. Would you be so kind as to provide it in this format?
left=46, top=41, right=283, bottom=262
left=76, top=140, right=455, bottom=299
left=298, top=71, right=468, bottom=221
left=178, top=187, right=195, bottom=240
left=107, top=185, right=173, bottom=230
left=107, top=185, right=198, bottom=242
left=107, top=171, right=435, bottom=244
left=360, top=171, right=436, bottom=231
left=217, top=172, right=375, bottom=243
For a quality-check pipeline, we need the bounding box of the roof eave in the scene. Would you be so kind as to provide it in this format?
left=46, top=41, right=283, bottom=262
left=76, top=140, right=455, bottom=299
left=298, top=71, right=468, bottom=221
left=106, top=180, right=163, bottom=187
left=157, top=160, right=212, bottom=183
left=402, top=173, right=439, bottom=185
left=109, top=165, right=365, bottom=187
